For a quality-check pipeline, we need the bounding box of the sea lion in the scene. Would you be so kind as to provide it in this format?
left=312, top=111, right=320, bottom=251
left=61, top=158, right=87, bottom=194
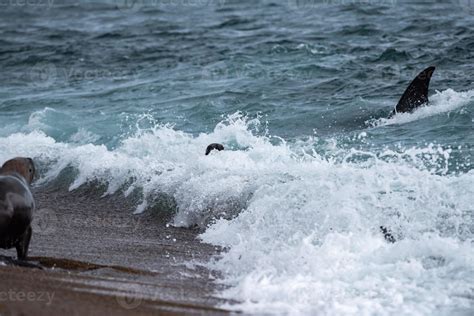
left=205, top=143, right=224, bottom=155
left=0, top=157, right=36, bottom=260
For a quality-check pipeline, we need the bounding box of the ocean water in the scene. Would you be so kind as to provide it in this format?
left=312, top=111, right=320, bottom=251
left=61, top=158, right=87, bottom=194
left=0, top=0, right=473, bottom=314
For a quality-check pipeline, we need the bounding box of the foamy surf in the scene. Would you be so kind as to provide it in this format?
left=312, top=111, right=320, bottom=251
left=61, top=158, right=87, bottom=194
left=0, top=109, right=472, bottom=315
left=200, top=158, right=473, bottom=315
left=367, top=88, right=474, bottom=127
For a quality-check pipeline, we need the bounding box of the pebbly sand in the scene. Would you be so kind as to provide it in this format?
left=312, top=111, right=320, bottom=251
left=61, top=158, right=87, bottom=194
left=0, top=184, right=237, bottom=315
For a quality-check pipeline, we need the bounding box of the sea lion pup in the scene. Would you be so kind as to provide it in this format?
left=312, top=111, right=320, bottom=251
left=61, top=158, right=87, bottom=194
left=0, top=157, right=36, bottom=260
left=205, top=143, right=224, bottom=155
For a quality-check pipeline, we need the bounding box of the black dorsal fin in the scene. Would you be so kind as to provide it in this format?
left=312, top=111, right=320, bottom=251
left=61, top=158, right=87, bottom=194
left=391, top=66, right=435, bottom=116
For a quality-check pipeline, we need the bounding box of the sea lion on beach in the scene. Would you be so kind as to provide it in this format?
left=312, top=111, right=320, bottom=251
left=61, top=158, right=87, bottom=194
left=205, top=143, right=224, bottom=155
left=0, top=157, right=36, bottom=260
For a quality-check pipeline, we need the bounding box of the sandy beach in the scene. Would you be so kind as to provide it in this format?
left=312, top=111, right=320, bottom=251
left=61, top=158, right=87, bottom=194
left=0, top=184, right=235, bottom=315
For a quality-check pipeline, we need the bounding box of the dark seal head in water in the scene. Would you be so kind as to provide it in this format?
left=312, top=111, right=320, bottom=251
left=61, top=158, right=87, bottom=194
left=205, top=143, right=224, bottom=155
left=389, top=66, right=436, bottom=117
left=0, top=157, right=36, bottom=260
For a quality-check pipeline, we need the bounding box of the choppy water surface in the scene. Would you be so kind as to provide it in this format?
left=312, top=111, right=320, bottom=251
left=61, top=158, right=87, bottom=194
left=0, top=0, right=473, bottom=314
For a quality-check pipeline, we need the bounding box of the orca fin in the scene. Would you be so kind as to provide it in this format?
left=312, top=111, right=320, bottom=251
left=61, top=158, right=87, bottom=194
left=390, top=66, right=435, bottom=117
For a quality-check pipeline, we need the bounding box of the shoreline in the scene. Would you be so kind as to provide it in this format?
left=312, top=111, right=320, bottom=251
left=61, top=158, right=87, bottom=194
left=0, top=185, right=236, bottom=315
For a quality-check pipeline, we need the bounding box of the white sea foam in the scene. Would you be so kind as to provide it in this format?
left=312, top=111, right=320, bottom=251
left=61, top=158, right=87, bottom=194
left=27, top=107, right=57, bottom=131
left=0, top=90, right=472, bottom=315
left=368, top=88, right=474, bottom=127
left=69, top=127, right=101, bottom=145
left=200, top=160, right=473, bottom=315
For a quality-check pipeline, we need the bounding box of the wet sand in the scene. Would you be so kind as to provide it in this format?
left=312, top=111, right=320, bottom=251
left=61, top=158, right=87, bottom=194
left=0, top=185, right=236, bottom=315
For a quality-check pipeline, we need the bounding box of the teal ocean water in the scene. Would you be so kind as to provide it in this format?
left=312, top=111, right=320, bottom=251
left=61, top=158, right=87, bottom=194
left=0, top=1, right=473, bottom=314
